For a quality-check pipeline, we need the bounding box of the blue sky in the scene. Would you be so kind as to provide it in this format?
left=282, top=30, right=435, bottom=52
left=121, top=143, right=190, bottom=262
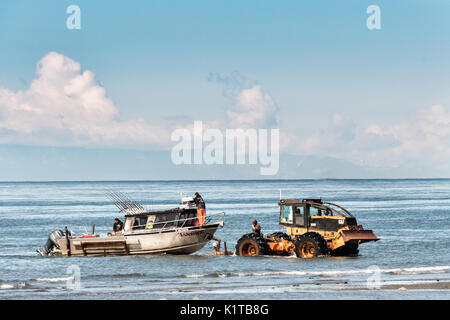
left=0, top=1, right=449, bottom=180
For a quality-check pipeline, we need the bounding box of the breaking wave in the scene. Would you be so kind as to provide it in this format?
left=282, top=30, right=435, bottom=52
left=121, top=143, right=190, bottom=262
left=86, top=273, right=146, bottom=279
left=0, top=282, right=29, bottom=289
left=182, top=265, right=450, bottom=279
left=31, top=276, right=73, bottom=283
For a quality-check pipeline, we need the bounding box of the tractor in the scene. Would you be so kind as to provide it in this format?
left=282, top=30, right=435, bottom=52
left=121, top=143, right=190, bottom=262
left=235, top=198, right=379, bottom=258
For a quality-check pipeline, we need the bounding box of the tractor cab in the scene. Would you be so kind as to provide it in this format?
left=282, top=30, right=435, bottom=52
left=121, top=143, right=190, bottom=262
left=278, top=198, right=357, bottom=231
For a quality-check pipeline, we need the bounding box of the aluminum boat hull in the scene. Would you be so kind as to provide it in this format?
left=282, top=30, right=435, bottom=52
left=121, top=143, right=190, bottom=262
left=55, top=222, right=222, bottom=257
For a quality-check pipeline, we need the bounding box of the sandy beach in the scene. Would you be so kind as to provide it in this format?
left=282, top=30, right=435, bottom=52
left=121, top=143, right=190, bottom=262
left=381, top=280, right=450, bottom=290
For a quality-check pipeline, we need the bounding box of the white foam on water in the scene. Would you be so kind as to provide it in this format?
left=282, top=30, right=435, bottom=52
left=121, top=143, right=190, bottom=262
left=0, top=282, right=27, bottom=289
left=251, top=265, right=450, bottom=278
left=184, top=274, right=205, bottom=278
left=387, top=266, right=450, bottom=275
left=32, top=276, right=73, bottom=282
left=182, top=266, right=450, bottom=279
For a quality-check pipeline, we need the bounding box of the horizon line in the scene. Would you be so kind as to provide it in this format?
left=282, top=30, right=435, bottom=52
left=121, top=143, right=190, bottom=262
left=0, top=178, right=449, bottom=183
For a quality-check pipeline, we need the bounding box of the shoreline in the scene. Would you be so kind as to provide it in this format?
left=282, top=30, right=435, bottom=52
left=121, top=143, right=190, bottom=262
left=381, top=281, right=450, bottom=290
left=337, top=279, right=450, bottom=291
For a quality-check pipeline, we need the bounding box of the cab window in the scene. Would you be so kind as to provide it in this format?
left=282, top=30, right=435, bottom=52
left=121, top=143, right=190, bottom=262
left=309, top=207, right=321, bottom=216
left=280, top=205, right=293, bottom=224
left=132, top=216, right=148, bottom=230
left=293, top=205, right=304, bottom=226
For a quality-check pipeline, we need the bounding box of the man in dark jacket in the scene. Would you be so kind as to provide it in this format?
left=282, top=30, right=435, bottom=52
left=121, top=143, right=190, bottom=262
left=194, top=192, right=206, bottom=226
left=113, top=218, right=124, bottom=234
left=252, top=219, right=261, bottom=236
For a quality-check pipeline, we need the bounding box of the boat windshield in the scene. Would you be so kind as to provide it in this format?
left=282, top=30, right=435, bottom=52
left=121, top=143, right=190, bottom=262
left=123, top=210, right=224, bottom=232
left=128, top=211, right=178, bottom=230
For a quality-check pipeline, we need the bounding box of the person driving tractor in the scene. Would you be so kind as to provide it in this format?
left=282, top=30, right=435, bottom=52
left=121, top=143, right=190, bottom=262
left=252, top=219, right=261, bottom=235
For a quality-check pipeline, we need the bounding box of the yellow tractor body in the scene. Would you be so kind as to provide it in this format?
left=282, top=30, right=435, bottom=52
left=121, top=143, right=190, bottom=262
left=236, top=198, right=379, bottom=258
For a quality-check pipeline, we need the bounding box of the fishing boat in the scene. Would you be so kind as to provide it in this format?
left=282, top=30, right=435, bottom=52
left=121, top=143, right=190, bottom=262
left=37, top=191, right=225, bottom=257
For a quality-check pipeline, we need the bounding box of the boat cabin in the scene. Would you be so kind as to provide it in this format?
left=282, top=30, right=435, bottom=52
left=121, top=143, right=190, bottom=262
left=123, top=197, right=199, bottom=233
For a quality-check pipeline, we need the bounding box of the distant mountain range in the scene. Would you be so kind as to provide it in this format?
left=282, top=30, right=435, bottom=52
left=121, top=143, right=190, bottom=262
left=0, top=144, right=447, bottom=181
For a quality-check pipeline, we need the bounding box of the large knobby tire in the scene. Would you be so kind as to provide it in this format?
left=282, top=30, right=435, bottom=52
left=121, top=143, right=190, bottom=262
left=235, top=233, right=269, bottom=256
left=294, top=233, right=329, bottom=259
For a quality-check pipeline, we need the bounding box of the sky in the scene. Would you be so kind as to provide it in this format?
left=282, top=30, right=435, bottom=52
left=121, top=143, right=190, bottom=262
left=0, top=1, right=449, bottom=180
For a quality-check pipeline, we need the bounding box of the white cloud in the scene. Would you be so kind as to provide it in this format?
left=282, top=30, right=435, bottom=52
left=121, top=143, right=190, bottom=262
left=0, top=52, right=171, bottom=148
left=208, top=72, right=278, bottom=128
left=227, top=84, right=278, bottom=128
left=0, top=55, right=282, bottom=149
left=293, top=112, right=357, bottom=154
left=365, top=125, right=384, bottom=135
left=289, top=104, right=450, bottom=172
left=2, top=52, right=449, bottom=177
left=386, top=104, right=450, bottom=161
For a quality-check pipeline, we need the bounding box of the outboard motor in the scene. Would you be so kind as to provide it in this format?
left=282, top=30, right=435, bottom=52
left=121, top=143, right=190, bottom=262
left=37, top=229, right=71, bottom=256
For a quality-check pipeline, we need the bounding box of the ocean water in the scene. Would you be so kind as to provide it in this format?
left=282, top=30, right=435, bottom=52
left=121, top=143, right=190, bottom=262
left=0, top=179, right=449, bottom=300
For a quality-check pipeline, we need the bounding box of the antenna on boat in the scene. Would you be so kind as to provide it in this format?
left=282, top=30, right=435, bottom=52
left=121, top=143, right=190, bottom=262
left=280, top=189, right=282, bottom=200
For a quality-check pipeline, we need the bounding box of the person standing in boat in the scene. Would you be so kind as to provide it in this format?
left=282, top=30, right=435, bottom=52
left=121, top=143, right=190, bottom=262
left=193, top=192, right=206, bottom=226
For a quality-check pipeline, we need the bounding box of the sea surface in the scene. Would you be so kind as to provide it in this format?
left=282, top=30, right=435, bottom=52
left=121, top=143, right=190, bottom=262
left=0, top=179, right=449, bottom=300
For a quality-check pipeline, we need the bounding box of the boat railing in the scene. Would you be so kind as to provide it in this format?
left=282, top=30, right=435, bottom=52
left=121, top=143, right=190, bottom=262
left=175, top=211, right=225, bottom=230
left=128, top=212, right=225, bottom=234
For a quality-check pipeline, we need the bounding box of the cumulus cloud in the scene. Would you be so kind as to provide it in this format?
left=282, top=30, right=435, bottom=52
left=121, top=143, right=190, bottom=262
left=206, top=71, right=450, bottom=174
left=207, top=71, right=278, bottom=128
left=290, top=104, right=450, bottom=171
left=0, top=54, right=282, bottom=150
left=293, top=113, right=357, bottom=154
left=2, top=52, right=448, bottom=176
left=376, top=104, right=450, bottom=163
left=0, top=52, right=171, bottom=148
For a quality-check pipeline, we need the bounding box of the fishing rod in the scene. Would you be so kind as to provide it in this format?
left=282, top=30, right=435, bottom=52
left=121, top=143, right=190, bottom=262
left=106, top=189, right=147, bottom=215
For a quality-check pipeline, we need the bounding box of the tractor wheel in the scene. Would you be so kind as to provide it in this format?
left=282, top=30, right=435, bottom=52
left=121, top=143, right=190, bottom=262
left=294, top=233, right=329, bottom=259
left=235, top=233, right=269, bottom=256
left=267, top=232, right=291, bottom=241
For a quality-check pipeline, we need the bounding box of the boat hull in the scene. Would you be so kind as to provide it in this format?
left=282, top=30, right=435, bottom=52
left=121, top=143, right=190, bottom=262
left=55, top=222, right=221, bottom=257
left=125, top=223, right=220, bottom=255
